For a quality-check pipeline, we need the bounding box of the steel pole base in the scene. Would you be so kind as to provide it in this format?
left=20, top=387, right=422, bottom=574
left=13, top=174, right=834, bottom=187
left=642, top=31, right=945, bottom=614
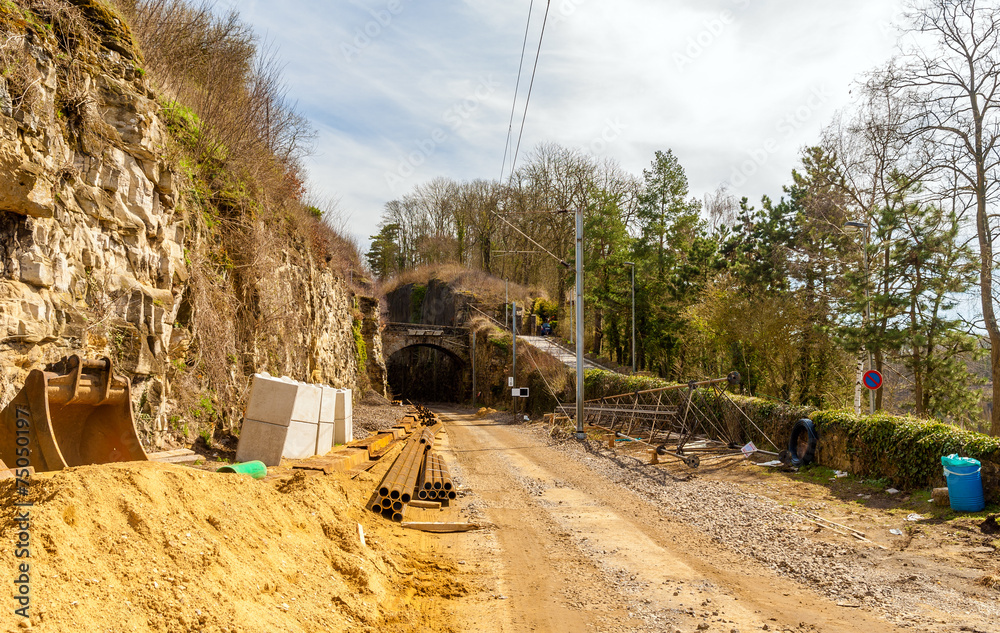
left=575, top=432, right=587, bottom=440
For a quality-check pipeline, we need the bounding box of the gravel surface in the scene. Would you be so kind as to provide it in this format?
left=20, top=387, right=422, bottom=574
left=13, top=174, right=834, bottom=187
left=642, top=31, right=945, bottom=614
left=516, top=420, right=998, bottom=632
left=353, top=401, right=407, bottom=439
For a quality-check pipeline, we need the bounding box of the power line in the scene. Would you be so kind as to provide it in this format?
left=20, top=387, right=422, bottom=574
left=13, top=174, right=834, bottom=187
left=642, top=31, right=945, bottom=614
left=509, top=0, right=551, bottom=181
left=488, top=207, right=569, bottom=267
left=499, top=0, right=535, bottom=183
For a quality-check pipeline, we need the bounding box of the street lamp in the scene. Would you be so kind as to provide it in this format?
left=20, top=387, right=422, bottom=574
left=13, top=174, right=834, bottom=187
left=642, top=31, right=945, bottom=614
left=844, top=220, right=875, bottom=415
left=624, top=261, right=636, bottom=373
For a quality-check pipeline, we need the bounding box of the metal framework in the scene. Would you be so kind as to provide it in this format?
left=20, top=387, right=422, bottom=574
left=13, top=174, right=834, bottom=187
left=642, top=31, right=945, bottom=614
left=560, top=372, right=779, bottom=468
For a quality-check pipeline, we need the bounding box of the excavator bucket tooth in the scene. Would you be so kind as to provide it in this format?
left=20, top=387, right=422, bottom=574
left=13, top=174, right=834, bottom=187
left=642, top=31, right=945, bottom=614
left=0, top=355, right=148, bottom=472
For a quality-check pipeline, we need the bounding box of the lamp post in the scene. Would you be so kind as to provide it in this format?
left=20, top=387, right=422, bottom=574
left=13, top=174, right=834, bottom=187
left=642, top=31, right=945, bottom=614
left=845, top=220, right=875, bottom=415
left=624, top=261, right=636, bottom=373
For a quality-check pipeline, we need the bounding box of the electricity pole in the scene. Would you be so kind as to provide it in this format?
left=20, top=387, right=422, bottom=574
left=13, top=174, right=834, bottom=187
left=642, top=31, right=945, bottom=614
left=511, top=300, right=517, bottom=415
left=575, top=207, right=585, bottom=440
left=624, top=261, right=636, bottom=373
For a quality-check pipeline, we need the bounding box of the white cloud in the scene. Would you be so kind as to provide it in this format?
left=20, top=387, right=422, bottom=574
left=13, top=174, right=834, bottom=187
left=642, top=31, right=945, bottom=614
left=222, top=0, right=903, bottom=240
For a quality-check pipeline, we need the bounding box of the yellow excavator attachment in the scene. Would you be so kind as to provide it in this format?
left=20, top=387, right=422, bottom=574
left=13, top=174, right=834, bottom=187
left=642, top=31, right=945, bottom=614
left=0, top=355, right=148, bottom=472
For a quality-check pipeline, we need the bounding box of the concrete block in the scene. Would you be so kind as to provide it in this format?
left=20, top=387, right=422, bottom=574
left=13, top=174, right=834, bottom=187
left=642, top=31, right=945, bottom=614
left=316, top=420, right=334, bottom=456
left=335, top=388, right=353, bottom=422
left=319, top=386, right=338, bottom=424
left=334, top=389, right=353, bottom=445
left=291, top=383, right=322, bottom=423
left=282, top=420, right=320, bottom=460
left=244, top=375, right=299, bottom=426
left=235, top=419, right=287, bottom=467
left=244, top=375, right=323, bottom=428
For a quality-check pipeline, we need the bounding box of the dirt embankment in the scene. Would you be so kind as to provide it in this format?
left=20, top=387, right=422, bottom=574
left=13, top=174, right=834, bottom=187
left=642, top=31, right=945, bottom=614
left=0, top=460, right=470, bottom=633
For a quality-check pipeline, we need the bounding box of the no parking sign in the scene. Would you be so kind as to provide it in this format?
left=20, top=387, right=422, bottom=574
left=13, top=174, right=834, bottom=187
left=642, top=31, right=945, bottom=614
left=863, top=369, right=883, bottom=390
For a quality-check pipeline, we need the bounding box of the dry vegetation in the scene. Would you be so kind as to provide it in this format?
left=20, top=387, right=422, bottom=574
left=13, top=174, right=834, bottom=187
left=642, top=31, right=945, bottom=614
left=107, top=0, right=373, bottom=436
left=382, top=263, right=545, bottom=309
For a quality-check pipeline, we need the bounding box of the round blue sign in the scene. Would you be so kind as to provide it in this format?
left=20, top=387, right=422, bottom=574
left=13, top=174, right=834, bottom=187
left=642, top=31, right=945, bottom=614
left=863, top=370, right=883, bottom=390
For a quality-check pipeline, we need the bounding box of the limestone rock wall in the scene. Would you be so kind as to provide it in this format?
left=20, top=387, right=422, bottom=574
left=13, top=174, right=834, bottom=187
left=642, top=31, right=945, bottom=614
left=0, top=22, right=383, bottom=447
left=0, top=31, right=184, bottom=399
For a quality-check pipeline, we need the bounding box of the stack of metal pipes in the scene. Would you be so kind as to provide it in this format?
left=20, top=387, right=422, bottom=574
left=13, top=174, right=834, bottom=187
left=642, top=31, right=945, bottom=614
left=417, top=451, right=455, bottom=500
left=370, top=422, right=447, bottom=521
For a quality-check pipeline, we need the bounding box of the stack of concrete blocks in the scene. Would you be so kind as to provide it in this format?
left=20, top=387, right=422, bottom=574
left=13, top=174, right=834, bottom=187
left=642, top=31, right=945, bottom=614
left=316, top=386, right=354, bottom=455
left=236, top=373, right=354, bottom=466
left=235, top=373, right=322, bottom=466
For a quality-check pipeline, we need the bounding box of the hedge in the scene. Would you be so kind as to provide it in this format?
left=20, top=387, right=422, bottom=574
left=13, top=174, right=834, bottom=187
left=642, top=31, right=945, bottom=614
left=583, top=370, right=1000, bottom=498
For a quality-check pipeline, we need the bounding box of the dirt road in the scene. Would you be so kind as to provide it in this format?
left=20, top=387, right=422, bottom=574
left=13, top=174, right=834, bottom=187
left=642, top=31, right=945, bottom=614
left=424, top=409, right=913, bottom=633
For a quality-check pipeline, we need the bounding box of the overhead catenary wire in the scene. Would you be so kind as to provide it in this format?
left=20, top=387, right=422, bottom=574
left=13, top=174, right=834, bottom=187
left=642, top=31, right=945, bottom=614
left=509, top=0, right=552, bottom=180
left=488, top=207, right=570, bottom=267
left=499, top=0, right=535, bottom=183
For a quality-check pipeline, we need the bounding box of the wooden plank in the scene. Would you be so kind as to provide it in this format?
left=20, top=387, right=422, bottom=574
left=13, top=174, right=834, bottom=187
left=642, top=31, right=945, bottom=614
left=148, top=449, right=199, bottom=464
left=400, top=521, right=480, bottom=533
left=149, top=448, right=196, bottom=458
left=347, top=432, right=395, bottom=458
left=290, top=448, right=368, bottom=474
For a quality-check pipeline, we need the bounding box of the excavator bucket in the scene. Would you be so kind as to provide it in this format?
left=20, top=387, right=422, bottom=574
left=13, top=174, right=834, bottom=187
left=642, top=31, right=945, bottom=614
left=0, top=355, right=148, bottom=472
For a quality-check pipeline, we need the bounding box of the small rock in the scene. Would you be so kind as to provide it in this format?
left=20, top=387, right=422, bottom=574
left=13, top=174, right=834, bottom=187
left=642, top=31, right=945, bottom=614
left=18, top=618, right=31, bottom=629
left=931, top=487, right=950, bottom=507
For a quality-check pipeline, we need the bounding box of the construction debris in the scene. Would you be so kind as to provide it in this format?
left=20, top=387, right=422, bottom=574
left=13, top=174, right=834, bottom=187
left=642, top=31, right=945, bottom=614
left=557, top=372, right=781, bottom=468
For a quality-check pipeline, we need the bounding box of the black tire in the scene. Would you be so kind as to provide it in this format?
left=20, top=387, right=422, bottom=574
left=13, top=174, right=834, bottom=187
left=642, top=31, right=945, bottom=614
left=787, top=418, right=819, bottom=467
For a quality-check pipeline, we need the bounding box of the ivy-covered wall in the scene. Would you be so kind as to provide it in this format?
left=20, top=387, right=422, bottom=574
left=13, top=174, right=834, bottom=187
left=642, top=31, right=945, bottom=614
left=584, top=370, right=1000, bottom=501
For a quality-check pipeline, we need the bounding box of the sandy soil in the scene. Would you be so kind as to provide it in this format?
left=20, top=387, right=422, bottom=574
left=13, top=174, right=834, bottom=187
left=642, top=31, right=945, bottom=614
left=0, top=444, right=474, bottom=633
left=2, top=403, right=995, bottom=633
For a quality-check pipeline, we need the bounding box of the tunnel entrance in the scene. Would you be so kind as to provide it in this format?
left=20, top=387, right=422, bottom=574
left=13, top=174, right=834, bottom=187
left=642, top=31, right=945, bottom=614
left=386, top=345, right=469, bottom=403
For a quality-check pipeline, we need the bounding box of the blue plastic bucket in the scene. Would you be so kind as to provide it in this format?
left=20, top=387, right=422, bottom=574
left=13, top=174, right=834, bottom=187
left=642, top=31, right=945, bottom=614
left=941, top=454, right=985, bottom=512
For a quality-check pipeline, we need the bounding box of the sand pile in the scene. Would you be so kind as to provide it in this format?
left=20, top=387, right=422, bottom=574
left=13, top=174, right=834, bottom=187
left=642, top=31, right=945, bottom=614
left=0, top=461, right=469, bottom=632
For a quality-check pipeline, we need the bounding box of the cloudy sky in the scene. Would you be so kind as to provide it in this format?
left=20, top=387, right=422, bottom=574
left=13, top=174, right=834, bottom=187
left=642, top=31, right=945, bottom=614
left=220, top=0, right=906, bottom=245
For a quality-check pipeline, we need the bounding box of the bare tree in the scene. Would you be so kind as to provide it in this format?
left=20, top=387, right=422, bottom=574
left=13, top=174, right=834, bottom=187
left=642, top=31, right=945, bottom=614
left=881, top=0, right=1000, bottom=434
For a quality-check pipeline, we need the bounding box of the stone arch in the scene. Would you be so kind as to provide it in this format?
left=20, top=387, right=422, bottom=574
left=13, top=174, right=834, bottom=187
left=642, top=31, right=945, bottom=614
left=385, top=343, right=466, bottom=367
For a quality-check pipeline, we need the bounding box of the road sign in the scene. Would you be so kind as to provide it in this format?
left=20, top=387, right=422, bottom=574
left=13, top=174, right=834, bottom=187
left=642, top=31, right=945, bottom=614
left=508, top=377, right=514, bottom=387
left=863, top=370, right=883, bottom=390
left=510, top=388, right=529, bottom=398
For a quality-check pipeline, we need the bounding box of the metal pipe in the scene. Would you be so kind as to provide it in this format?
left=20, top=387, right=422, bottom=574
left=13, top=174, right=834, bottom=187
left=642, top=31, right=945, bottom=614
left=400, top=445, right=426, bottom=504
left=432, top=454, right=443, bottom=490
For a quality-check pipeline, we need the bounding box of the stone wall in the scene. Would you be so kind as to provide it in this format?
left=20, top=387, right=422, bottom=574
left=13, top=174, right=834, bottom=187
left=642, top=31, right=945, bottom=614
left=386, top=278, right=473, bottom=326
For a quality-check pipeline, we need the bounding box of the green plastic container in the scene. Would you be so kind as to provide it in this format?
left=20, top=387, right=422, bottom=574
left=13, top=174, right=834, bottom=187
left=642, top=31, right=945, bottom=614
left=216, top=460, right=267, bottom=479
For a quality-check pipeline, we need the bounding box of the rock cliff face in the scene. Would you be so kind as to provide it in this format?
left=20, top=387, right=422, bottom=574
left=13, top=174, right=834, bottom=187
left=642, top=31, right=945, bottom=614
left=0, top=6, right=384, bottom=447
